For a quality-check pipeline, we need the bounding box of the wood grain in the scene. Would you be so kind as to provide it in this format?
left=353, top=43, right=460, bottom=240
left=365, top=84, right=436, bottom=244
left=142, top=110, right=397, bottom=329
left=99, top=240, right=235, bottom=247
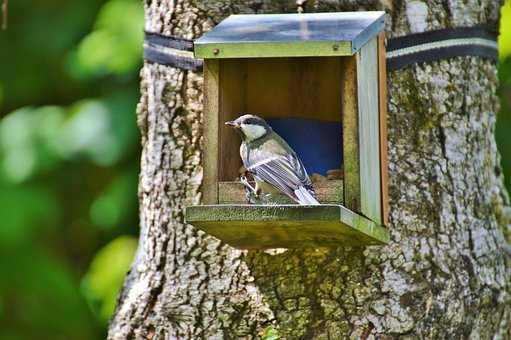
left=341, top=55, right=361, bottom=213
left=219, top=59, right=246, bottom=181
left=356, top=37, right=381, bottom=224
left=202, top=59, right=220, bottom=204
left=186, top=204, right=389, bottom=249
left=378, top=32, right=389, bottom=226
left=245, top=57, right=343, bottom=122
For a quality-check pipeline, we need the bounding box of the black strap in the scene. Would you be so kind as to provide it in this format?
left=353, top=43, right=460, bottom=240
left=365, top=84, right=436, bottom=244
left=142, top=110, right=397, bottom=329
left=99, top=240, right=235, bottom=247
left=144, top=26, right=498, bottom=72
left=144, top=43, right=203, bottom=72
left=145, top=32, right=194, bottom=51
left=386, top=26, right=498, bottom=71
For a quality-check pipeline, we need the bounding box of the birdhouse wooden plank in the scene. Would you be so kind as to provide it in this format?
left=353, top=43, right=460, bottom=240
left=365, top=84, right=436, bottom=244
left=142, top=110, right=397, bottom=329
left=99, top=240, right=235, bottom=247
left=186, top=205, right=389, bottom=249
left=202, top=59, right=220, bottom=204
left=186, top=11, right=389, bottom=249
left=357, top=37, right=381, bottom=224
left=378, top=32, right=390, bottom=226
left=341, top=55, right=361, bottom=215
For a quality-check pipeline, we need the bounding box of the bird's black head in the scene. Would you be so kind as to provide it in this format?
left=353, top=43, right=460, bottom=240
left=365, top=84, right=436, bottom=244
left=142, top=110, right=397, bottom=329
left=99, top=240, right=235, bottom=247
left=225, top=114, right=272, bottom=142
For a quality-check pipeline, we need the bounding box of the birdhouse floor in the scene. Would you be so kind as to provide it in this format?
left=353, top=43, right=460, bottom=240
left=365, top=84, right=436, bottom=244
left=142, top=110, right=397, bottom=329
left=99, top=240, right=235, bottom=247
left=185, top=204, right=389, bottom=249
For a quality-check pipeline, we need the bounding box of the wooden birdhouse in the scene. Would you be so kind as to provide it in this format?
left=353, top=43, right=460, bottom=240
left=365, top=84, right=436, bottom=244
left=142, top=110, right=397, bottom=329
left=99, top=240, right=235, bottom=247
left=185, top=12, right=390, bottom=249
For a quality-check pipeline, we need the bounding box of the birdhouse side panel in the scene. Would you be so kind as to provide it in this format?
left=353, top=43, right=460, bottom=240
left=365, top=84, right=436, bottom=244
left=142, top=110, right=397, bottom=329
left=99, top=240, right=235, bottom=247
left=378, top=32, right=390, bottom=226
left=341, top=56, right=361, bottom=213
left=357, top=37, right=382, bottom=224
left=202, top=59, right=220, bottom=204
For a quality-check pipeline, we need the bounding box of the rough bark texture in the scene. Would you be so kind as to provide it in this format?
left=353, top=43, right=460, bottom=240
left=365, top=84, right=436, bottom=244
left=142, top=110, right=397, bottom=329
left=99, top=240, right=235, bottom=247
left=109, top=1, right=511, bottom=339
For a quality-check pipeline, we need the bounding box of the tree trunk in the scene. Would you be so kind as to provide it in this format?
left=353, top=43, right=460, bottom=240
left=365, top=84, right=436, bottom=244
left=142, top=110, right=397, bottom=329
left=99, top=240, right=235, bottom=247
left=108, top=1, right=511, bottom=338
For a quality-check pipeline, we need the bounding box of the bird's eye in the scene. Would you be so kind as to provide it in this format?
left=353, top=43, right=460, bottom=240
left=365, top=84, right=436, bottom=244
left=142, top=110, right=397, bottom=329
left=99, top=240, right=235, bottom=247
left=244, top=118, right=259, bottom=126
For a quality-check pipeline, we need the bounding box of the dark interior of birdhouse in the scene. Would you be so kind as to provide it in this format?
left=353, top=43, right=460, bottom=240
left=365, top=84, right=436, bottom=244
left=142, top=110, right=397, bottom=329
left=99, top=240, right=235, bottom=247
left=217, top=56, right=350, bottom=204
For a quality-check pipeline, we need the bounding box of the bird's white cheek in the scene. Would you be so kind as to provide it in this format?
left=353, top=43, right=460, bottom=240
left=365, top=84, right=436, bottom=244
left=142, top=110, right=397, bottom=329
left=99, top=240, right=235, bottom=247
left=241, top=124, right=266, bottom=141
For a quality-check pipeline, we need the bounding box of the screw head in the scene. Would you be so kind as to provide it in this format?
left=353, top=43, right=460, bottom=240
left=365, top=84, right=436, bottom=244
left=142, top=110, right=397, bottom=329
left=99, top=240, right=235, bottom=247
left=332, top=44, right=339, bottom=51
left=213, top=48, right=220, bottom=55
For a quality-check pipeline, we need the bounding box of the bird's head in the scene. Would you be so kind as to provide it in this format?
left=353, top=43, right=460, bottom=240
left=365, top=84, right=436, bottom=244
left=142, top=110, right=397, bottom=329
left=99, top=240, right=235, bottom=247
left=225, top=114, right=272, bottom=142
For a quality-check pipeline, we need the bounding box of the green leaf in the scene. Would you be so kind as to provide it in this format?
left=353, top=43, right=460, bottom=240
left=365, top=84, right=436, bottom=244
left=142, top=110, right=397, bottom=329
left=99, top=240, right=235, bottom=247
left=82, top=236, right=138, bottom=322
left=500, top=1, right=511, bottom=59
left=55, top=99, right=113, bottom=162
left=69, top=0, right=143, bottom=78
left=0, top=82, right=4, bottom=109
left=54, top=92, right=138, bottom=166
left=0, top=106, right=66, bottom=183
left=0, top=247, right=99, bottom=339
left=90, top=169, right=138, bottom=229
left=0, top=185, right=60, bottom=246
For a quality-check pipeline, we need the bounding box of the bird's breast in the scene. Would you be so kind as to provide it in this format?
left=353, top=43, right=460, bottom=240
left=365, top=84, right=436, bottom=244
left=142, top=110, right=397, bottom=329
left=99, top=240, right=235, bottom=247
left=240, top=143, right=248, bottom=165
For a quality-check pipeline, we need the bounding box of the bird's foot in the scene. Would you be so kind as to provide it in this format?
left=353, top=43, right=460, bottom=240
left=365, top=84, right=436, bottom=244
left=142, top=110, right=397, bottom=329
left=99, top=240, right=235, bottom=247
left=241, top=175, right=260, bottom=204
left=240, top=175, right=257, bottom=195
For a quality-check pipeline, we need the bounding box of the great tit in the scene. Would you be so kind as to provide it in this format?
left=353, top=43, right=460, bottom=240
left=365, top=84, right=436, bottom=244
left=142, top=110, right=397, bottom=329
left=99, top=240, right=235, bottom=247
left=225, top=114, right=320, bottom=205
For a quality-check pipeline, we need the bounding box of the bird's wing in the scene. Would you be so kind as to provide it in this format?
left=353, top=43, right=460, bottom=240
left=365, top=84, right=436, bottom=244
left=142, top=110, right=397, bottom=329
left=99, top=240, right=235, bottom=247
left=243, top=139, right=315, bottom=203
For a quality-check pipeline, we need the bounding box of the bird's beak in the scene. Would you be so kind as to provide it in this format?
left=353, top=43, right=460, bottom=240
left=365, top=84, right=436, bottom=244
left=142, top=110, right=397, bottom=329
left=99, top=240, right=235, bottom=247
left=225, top=120, right=238, bottom=128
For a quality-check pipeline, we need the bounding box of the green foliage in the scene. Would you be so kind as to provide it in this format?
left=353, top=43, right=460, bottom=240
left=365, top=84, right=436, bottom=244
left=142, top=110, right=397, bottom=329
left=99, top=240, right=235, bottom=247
left=55, top=94, right=139, bottom=165
left=500, top=1, right=511, bottom=59
left=0, top=106, right=65, bottom=182
left=91, top=170, right=139, bottom=229
left=0, top=247, right=100, bottom=339
left=0, top=185, right=59, bottom=247
left=0, top=0, right=105, bottom=112
left=0, top=93, right=139, bottom=179
left=82, top=236, right=138, bottom=322
left=498, top=1, right=511, bottom=193
left=69, top=0, right=144, bottom=78
left=0, top=0, right=143, bottom=338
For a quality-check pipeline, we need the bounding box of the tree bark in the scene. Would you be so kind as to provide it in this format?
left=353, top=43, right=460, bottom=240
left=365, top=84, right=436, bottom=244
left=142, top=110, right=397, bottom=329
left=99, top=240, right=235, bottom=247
left=109, top=1, right=511, bottom=339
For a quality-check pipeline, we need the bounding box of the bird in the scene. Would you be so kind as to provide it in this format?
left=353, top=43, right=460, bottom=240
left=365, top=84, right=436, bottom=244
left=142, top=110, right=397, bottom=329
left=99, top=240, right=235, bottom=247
left=225, top=114, right=320, bottom=205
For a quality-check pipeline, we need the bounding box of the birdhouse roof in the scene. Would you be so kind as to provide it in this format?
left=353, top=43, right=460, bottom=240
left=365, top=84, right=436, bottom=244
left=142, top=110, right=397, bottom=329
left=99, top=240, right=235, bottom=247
left=194, top=12, right=385, bottom=58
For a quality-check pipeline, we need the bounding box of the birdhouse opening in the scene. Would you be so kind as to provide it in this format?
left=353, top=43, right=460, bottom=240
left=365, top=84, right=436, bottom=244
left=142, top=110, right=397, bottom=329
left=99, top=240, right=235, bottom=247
left=217, top=57, right=349, bottom=204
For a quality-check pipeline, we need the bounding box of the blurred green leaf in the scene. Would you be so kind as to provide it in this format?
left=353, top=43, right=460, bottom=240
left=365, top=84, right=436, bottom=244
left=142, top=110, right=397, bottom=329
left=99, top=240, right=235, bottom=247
left=0, top=0, right=106, bottom=112
left=497, top=64, right=511, bottom=192
left=90, top=169, right=138, bottom=229
left=0, top=185, right=60, bottom=246
left=0, top=0, right=142, bottom=338
left=99, top=91, right=140, bottom=164
left=0, top=106, right=65, bottom=182
left=82, top=236, right=138, bottom=322
left=56, top=99, right=114, bottom=163
left=500, top=0, right=511, bottom=59
left=0, top=94, right=139, bottom=179
left=499, top=1, right=511, bottom=193
left=0, top=247, right=100, bottom=339
left=0, top=83, right=4, bottom=109
left=55, top=92, right=138, bottom=166
left=500, top=54, right=511, bottom=88
left=69, top=0, right=143, bottom=78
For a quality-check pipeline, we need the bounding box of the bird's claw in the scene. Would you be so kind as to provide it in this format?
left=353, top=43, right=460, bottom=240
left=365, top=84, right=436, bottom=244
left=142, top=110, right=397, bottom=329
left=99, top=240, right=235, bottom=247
left=240, top=175, right=257, bottom=195
left=241, top=175, right=262, bottom=204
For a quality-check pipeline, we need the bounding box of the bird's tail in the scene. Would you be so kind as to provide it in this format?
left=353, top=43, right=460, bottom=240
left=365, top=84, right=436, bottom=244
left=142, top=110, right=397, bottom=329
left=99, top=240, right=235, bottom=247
left=294, top=186, right=320, bottom=205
